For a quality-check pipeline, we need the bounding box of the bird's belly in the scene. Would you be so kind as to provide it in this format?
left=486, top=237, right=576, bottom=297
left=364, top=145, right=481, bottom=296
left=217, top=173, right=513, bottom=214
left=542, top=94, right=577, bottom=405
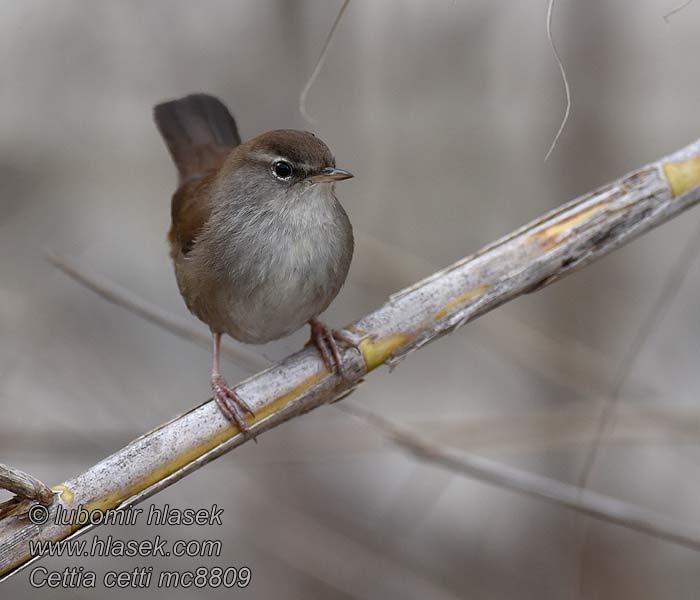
left=194, top=240, right=345, bottom=344
left=232, top=270, right=333, bottom=343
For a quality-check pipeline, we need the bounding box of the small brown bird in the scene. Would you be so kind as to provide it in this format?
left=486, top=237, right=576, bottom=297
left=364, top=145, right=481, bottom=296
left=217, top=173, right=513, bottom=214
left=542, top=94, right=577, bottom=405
left=154, top=93, right=355, bottom=433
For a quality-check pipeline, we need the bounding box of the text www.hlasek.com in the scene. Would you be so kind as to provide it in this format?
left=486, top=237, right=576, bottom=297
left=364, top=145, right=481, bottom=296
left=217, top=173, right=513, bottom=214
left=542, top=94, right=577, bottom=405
left=26, top=503, right=251, bottom=589
left=30, top=535, right=222, bottom=559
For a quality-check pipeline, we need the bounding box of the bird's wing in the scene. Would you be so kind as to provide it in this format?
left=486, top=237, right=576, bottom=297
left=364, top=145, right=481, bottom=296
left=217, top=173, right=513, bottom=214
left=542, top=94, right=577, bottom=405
left=168, top=174, right=218, bottom=256
left=154, top=94, right=241, bottom=256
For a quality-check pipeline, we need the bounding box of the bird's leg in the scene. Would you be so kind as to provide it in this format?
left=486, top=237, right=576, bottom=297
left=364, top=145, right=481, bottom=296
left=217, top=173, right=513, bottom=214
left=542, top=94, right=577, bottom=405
left=307, top=318, right=358, bottom=379
left=211, top=332, right=256, bottom=435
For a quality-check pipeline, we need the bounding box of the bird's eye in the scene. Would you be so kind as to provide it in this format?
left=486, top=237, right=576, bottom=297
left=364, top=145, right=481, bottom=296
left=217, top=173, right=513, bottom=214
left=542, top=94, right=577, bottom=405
left=272, top=160, right=294, bottom=180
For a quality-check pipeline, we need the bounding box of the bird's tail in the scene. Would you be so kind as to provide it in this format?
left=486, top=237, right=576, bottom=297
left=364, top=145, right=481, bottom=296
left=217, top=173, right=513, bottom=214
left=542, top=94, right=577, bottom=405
left=153, top=93, right=241, bottom=183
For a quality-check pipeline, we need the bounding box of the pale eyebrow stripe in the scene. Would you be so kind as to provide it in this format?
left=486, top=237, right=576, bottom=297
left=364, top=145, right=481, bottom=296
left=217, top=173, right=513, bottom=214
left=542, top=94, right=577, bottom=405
left=249, top=151, right=314, bottom=172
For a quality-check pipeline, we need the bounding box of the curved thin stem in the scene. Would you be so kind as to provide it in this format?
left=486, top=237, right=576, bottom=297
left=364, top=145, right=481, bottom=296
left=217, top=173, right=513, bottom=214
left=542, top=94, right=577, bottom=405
left=299, top=0, right=351, bottom=124
left=663, top=0, right=695, bottom=22
left=544, top=0, right=571, bottom=162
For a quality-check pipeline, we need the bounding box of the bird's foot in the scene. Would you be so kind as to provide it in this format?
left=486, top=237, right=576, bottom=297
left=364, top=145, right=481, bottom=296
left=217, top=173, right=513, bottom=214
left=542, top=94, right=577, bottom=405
left=211, top=374, right=256, bottom=438
left=308, top=319, right=358, bottom=379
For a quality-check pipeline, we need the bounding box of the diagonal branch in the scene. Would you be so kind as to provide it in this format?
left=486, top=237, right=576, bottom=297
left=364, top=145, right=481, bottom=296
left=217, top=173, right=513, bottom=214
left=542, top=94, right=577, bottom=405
left=50, top=253, right=700, bottom=550
left=2, top=139, right=700, bottom=579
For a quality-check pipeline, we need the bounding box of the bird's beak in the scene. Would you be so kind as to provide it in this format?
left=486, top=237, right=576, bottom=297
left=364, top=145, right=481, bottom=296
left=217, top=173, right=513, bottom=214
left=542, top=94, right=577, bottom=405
left=308, top=167, right=354, bottom=184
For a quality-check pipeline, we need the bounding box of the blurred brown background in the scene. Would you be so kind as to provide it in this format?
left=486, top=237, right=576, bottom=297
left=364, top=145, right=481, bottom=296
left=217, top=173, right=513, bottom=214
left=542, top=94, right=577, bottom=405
left=2, top=0, right=700, bottom=598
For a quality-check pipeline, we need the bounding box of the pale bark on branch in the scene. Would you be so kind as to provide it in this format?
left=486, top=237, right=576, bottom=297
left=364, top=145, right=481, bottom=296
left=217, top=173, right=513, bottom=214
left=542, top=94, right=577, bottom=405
left=2, top=139, right=700, bottom=579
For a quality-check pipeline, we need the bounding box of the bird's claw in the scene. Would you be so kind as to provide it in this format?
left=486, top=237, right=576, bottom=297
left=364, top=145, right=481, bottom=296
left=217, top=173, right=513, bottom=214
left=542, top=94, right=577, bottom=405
left=211, top=375, right=256, bottom=440
left=308, top=319, right=357, bottom=380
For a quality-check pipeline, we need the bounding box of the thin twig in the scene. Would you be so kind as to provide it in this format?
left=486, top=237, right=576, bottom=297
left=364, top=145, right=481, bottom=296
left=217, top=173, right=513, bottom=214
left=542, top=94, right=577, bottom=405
left=46, top=252, right=270, bottom=373
left=0, top=464, right=54, bottom=520
left=339, top=403, right=700, bottom=552
left=577, top=215, right=700, bottom=489
left=0, top=464, right=53, bottom=506
left=299, top=0, right=351, bottom=123
left=663, top=0, right=695, bottom=22
left=544, top=0, right=571, bottom=161
left=3, top=405, right=700, bottom=463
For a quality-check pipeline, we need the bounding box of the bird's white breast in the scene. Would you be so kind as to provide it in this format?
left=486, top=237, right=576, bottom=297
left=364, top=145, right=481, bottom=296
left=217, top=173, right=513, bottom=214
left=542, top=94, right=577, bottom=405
left=182, top=182, right=352, bottom=344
